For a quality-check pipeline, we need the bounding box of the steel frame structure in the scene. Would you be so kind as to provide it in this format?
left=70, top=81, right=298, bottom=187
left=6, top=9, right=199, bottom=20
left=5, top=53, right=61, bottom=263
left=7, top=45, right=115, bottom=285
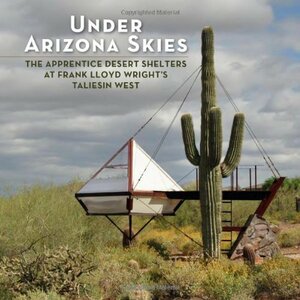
left=76, top=176, right=285, bottom=252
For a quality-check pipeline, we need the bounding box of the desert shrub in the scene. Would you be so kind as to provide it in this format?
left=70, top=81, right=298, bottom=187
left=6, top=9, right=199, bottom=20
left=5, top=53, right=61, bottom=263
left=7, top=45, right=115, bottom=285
left=181, top=241, right=201, bottom=255
left=0, top=284, right=13, bottom=300
left=96, top=257, right=150, bottom=299
left=285, top=177, right=300, bottom=190
left=173, top=200, right=201, bottom=227
left=14, top=290, right=66, bottom=299
left=141, top=225, right=202, bottom=255
left=262, top=177, right=276, bottom=190
left=231, top=201, right=258, bottom=226
left=263, top=177, right=300, bottom=191
left=146, top=239, right=170, bottom=259
left=90, top=246, right=161, bottom=299
left=120, top=245, right=163, bottom=269
left=161, top=261, right=204, bottom=298
left=158, top=259, right=255, bottom=299
left=262, top=177, right=300, bottom=223
left=97, top=260, right=133, bottom=299
left=0, top=181, right=121, bottom=257
left=201, top=260, right=254, bottom=300
left=93, top=254, right=300, bottom=300
left=127, top=288, right=152, bottom=300
left=266, top=190, right=300, bottom=223
left=255, top=256, right=300, bottom=299
left=0, top=246, right=96, bottom=297
left=278, top=227, right=300, bottom=247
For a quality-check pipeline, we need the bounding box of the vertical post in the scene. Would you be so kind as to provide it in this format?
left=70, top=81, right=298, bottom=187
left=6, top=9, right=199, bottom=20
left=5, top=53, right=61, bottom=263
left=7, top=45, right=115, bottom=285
left=231, top=170, right=234, bottom=191
left=249, top=168, right=252, bottom=191
left=255, top=165, right=257, bottom=190
left=296, top=197, right=300, bottom=212
left=236, top=167, right=239, bottom=191
left=196, top=168, right=200, bottom=191
left=126, top=197, right=133, bottom=211
left=129, top=215, right=132, bottom=241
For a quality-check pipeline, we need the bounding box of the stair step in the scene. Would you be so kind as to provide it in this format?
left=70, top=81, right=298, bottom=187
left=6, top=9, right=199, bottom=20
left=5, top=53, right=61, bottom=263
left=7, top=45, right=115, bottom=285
left=221, top=239, right=232, bottom=242
left=222, top=210, right=232, bottom=213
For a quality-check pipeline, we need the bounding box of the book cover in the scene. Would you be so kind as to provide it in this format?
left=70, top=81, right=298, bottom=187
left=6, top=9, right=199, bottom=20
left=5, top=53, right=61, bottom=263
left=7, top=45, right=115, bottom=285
left=0, top=1, right=299, bottom=298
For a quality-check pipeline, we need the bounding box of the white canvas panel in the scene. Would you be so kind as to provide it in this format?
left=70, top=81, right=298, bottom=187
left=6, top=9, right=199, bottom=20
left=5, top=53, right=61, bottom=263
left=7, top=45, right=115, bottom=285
left=131, top=197, right=164, bottom=215
left=132, top=142, right=183, bottom=192
left=94, top=145, right=128, bottom=180
left=78, top=142, right=129, bottom=194
left=131, top=197, right=181, bottom=215
left=160, top=198, right=181, bottom=213
left=78, top=178, right=128, bottom=194
left=79, top=195, right=128, bottom=214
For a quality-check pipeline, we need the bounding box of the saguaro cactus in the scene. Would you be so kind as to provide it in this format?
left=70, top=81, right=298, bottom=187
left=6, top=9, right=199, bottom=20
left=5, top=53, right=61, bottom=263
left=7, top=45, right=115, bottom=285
left=181, top=27, right=245, bottom=259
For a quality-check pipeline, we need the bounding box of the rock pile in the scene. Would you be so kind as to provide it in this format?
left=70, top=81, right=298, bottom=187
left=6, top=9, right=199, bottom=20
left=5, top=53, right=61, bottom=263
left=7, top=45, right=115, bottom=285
left=230, top=214, right=280, bottom=261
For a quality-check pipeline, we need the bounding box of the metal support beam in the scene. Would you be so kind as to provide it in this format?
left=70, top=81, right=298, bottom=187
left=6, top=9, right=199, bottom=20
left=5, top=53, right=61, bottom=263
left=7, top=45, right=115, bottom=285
left=132, top=216, right=156, bottom=240
left=255, top=165, right=257, bottom=189
left=129, top=215, right=132, bottom=240
left=249, top=168, right=252, bottom=191
left=255, top=177, right=285, bottom=216
left=223, top=226, right=246, bottom=232
left=105, top=215, right=128, bottom=238
left=236, top=167, right=239, bottom=191
left=160, top=190, right=271, bottom=201
left=105, top=215, right=156, bottom=242
left=196, top=168, right=199, bottom=191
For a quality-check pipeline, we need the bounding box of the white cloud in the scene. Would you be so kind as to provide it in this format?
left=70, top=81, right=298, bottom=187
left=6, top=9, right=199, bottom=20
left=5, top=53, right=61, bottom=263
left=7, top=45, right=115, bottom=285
left=0, top=0, right=300, bottom=192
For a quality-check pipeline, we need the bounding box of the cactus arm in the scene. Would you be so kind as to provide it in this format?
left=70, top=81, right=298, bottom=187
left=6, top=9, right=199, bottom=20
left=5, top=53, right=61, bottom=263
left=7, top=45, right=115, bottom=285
left=221, top=113, right=245, bottom=177
left=181, top=114, right=200, bottom=166
left=209, top=107, right=222, bottom=168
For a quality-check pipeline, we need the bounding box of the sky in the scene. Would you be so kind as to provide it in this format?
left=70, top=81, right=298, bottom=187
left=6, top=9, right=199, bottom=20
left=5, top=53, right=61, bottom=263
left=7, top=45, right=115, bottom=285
left=0, top=0, right=299, bottom=193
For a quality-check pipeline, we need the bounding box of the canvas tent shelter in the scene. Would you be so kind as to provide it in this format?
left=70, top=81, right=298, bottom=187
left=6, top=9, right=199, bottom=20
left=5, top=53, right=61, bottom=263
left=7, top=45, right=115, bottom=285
left=75, top=139, right=184, bottom=216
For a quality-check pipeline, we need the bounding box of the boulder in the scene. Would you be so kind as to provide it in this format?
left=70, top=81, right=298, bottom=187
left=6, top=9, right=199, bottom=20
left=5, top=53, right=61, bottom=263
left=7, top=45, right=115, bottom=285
left=230, top=214, right=280, bottom=261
